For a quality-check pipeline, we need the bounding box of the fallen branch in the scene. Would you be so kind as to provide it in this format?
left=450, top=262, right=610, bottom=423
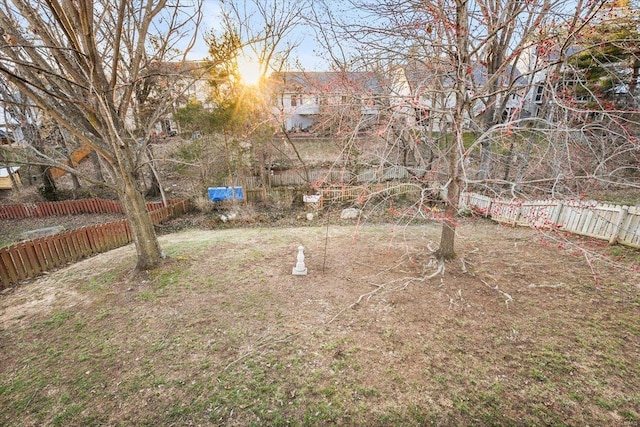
left=22, top=385, right=43, bottom=412
left=460, top=248, right=478, bottom=274
left=425, top=259, right=445, bottom=280
left=528, top=283, right=565, bottom=289
left=326, top=282, right=386, bottom=325
left=326, top=276, right=424, bottom=325
left=480, top=278, right=513, bottom=308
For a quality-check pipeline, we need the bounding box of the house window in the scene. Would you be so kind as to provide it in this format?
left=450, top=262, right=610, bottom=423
left=502, top=108, right=515, bottom=122
left=534, top=85, right=544, bottom=104
left=291, top=95, right=297, bottom=107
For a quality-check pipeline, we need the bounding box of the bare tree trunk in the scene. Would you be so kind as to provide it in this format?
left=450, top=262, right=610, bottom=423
left=477, top=141, right=492, bottom=181
left=69, top=167, right=82, bottom=193
left=145, top=145, right=166, bottom=204
left=282, top=130, right=310, bottom=183
left=39, top=166, right=58, bottom=200
left=103, top=129, right=163, bottom=270
left=59, top=130, right=82, bottom=194
left=436, top=132, right=462, bottom=260
left=89, top=151, right=105, bottom=183
left=512, top=139, right=534, bottom=194
left=629, top=58, right=640, bottom=95
left=24, top=123, right=57, bottom=200
left=503, top=140, right=515, bottom=182
left=259, top=148, right=269, bottom=188
left=145, top=161, right=162, bottom=198
left=435, top=0, right=468, bottom=260
left=119, top=171, right=162, bottom=270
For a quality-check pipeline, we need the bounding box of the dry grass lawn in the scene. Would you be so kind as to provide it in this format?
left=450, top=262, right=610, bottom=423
left=1, top=220, right=639, bottom=426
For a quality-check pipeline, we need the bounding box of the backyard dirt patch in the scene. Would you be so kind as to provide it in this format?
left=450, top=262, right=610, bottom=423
left=0, top=220, right=639, bottom=426
left=0, top=213, right=124, bottom=248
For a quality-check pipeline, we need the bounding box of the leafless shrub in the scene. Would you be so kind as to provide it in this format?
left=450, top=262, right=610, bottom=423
left=192, top=195, right=215, bottom=213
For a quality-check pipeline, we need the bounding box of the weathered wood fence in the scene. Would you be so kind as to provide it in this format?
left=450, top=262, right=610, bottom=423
left=223, top=165, right=423, bottom=192
left=239, top=182, right=425, bottom=205
left=0, top=198, right=174, bottom=220
left=224, top=174, right=428, bottom=205
left=318, top=182, right=424, bottom=202
left=461, top=192, right=640, bottom=249
left=0, top=199, right=190, bottom=289
left=215, top=176, right=640, bottom=250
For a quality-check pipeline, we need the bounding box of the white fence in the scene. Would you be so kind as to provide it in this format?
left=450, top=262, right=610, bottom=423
left=461, top=192, right=640, bottom=249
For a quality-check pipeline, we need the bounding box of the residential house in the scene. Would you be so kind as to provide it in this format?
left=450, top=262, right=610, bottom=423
left=0, top=166, right=21, bottom=190
left=177, top=61, right=215, bottom=110
left=268, top=71, right=385, bottom=133
left=135, top=60, right=213, bottom=137
left=516, top=42, right=580, bottom=120
left=519, top=2, right=640, bottom=120
left=390, top=60, right=528, bottom=134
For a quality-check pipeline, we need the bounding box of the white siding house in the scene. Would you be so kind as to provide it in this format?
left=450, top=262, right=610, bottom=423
left=269, top=72, right=384, bottom=132
left=389, top=61, right=529, bottom=133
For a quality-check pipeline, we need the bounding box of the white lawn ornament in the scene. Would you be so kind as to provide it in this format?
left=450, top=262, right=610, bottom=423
left=292, top=245, right=308, bottom=276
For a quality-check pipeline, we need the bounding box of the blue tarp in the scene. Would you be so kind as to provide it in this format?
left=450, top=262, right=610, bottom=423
left=207, top=186, right=244, bottom=201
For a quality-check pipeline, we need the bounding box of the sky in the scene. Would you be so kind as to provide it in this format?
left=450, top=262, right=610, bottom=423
left=185, top=0, right=221, bottom=59
left=187, top=0, right=329, bottom=71
left=0, top=1, right=326, bottom=132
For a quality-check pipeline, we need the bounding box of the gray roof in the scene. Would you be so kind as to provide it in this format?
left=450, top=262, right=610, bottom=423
left=402, top=61, right=526, bottom=93
left=270, top=71, right=385, bottom=94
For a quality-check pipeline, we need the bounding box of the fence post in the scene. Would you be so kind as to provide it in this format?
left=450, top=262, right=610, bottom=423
left=0, top=247, right=19, bottom=288
left=483, top=197, right=493, bottom=218
left=609, top=206, right=629, bottom=245
left=551, top=202, right=564, bottom=227
left=512, top=204, right=522, bottom=226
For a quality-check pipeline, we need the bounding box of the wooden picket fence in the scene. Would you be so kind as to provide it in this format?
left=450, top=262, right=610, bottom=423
left=461, top=192, right=640, bottom=249
left=0, top=199, right=190, bottom=289
left=318, top=182, right=424, bottom=202
left=222, top=165, right=419, bottom=191
left=227, top=179, right=426, bottom=205
left=0, top=198, right=180, bottom=220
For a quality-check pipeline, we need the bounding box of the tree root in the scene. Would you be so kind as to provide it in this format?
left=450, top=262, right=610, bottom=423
left=480, top=278, right=513, bottom=308
left=327, top=255, right=446, bottom=325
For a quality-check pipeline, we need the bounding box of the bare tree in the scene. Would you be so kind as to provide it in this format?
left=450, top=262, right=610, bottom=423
left=0, top=79, right=53, bottom=193
left=0, top=0, right=202, bottom=270
left=220, top=0, right=311, bottom=78
left=472, top=1, right=640, bottom=198
left=314, top=0, right=609, bottom=260
left=208, top=0, right=313, bottom=189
